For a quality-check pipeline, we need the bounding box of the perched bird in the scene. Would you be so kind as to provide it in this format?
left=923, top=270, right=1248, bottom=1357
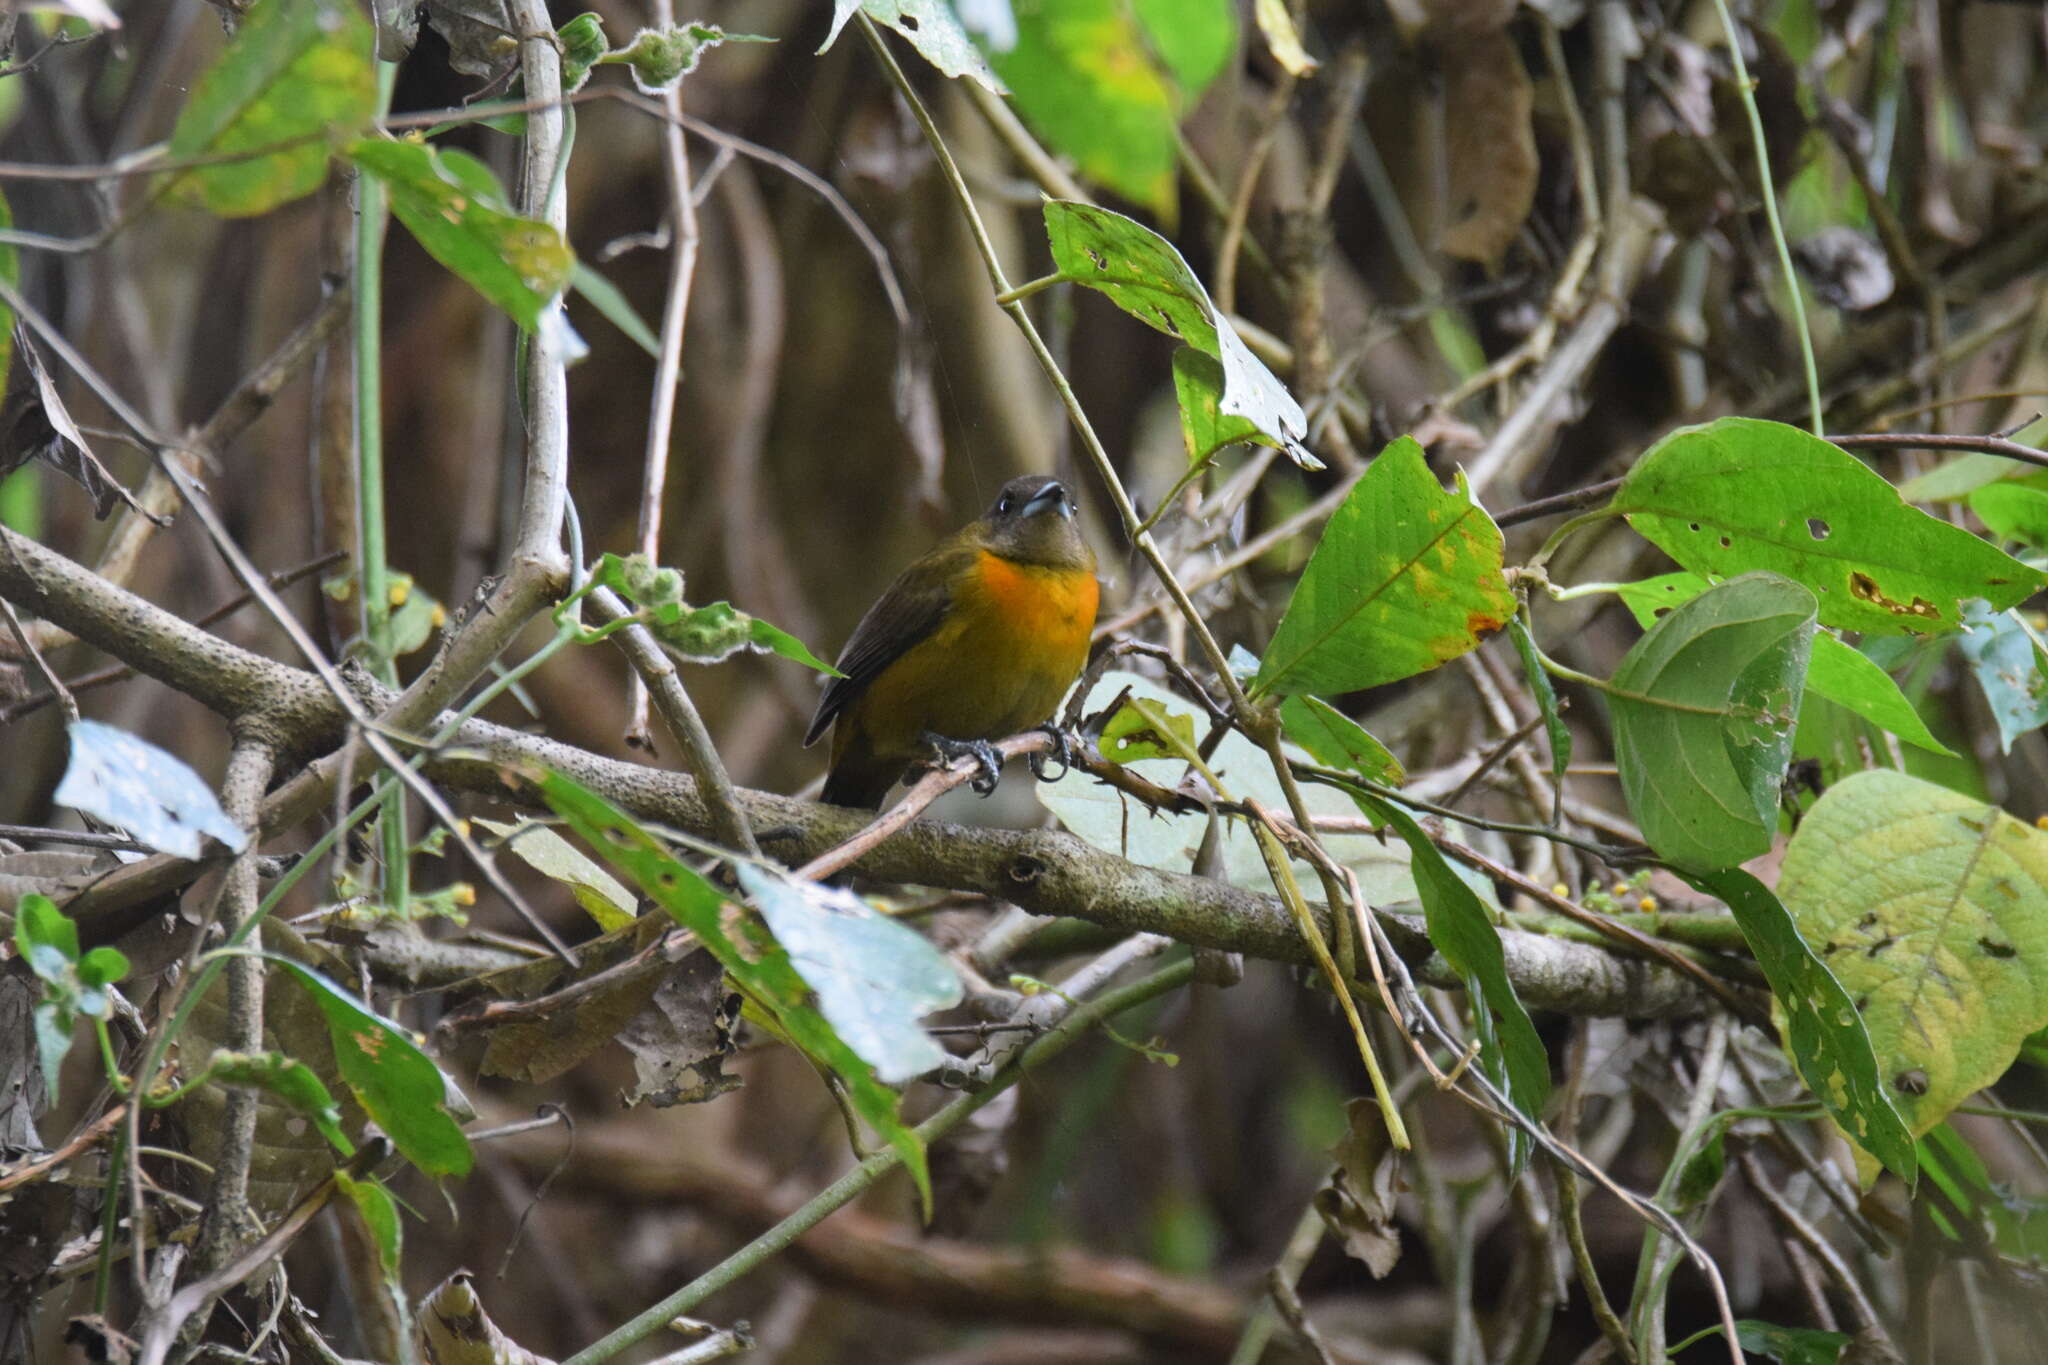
left=806, top=474, right=1100, bottom=809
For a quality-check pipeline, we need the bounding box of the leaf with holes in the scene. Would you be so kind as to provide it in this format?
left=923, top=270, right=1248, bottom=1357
left=1687, top=868, right=1915, bottom=1182
left=1610, top=417, right=2044, bottom=635
left=346, top=139, right=574, bottom=331
left=273, top=961, right=473, bottom=1177
left=736, top=865, right=962, bottom=1084
left=1617, top=572, right=1952, bottom=756
left=1957, top=601, right=2048, bottom=753
left=1280, top=696, right=1404, bottom=785
left=1607, top=573, right=1815, bottom=870
left=167, top=0, right=376, bottom=216
left=822, top=0, right=1005, bottom=92
left=970, top=0, right=1234, bottom=220
left=1172, top=348, right=1278, bottom=466
left=1043, top=201, right=1316, bottom=467
left=1254, top=437, right=1514, bottom=698
left=1778, top=770, right=2048, bottom=1144
left=537, top=771, right=939, bottom=1211
left=53, top=720, right=248, bottom=860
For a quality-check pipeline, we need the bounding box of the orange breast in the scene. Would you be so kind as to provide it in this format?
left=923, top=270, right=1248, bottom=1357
left=972, top=550, right=1101, bottom=646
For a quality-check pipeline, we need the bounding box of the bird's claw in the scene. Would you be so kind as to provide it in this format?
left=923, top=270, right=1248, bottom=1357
left=925, top=733, right=1004, bottom=796
left=1027, top=723, right=1073, bottom=783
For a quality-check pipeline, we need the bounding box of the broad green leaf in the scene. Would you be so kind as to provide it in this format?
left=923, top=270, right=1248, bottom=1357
left=1718, top=1321, right=1849, bottom=1365
left=54, top=720, right=249, bottom=860
left=1610, top=417, right=2044, bottom=635
left=346, top=139, right=574, bottom=331
left=822, top=0, right=1005, bottom=93
left=15, top=892, right=78, bottom=983
left=1969, top=475, right=2048, bottom=548
left=166, top=0, right=376, bottom=216
left=736, top=865, right=962, bottom=1084
left=334, top=1172, right=402, bottom=1275
left=1043, top=201, right=1315, bottom=467
left=537, top=772, right=936, bottom=1210
left=207, top=1050, right=353, bottom=1155
left=475, top=817, right=636, bottom=931
left=1900, top=452, right=2043, bottom=504
left=1687, top=868, right=1915, bottom=1181
left=1280, top=696, right=1405, bottom=785
left=1607, top=573, right=1815, bottom=870
left=593, top=552, right=840, bottom=673
left=1345, top=791, right=1550, bottom=1158
left=1254, top=437, right=1515, bottom=698
left=1099, top=695, right=1200, bottom=764
left=1507, top=618, right=1570, bottom=798
left=974, top=0, right=1234, bottom=220
left=1172, top=348, right=1274, bottom=466
left=274, top=961, right=473, bottom=1177
left=1041, top=672, right=1420, bottom=903
left=1779, top=770, right=2048, bottom=1142
left=1956, top=601, right=2048, bottom=753
left=1617, top=572, right=1952, bottom=756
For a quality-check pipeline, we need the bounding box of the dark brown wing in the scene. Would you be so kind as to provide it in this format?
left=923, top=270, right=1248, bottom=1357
left=803, top=541, right=970, bottom=747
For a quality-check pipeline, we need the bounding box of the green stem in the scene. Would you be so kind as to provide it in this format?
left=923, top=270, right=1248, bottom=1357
left=993, top=271, right=1062, bottom=306
left=93, top=1015, right=129, bottom=1097
left=560, top=959, right=1198, bottom=1365
left=1709, top=0, right=1822, bottom=436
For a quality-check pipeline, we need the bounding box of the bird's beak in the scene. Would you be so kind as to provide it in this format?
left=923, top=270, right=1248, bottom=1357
left=1020, top=483, right=1069, bottom=518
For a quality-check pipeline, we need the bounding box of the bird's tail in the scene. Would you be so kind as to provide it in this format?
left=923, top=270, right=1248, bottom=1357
left=820, top=758, right=897, bottom=811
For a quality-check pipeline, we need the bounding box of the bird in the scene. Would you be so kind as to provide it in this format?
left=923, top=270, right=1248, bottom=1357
left=806, top=474, right=1100, bottom=810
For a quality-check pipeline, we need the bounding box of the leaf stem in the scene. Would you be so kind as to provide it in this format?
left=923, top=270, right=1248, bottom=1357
left=993, top=271, right=1062, bottom=306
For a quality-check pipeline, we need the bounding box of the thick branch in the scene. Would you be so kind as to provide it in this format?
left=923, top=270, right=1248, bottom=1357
left=0, top=531, right=1713, bottom=1019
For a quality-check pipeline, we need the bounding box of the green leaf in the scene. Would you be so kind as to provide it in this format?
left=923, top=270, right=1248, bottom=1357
left=1607, top=573, right=1816, bottom=870
left=346, top=138, right=575, bottom=331
left=1344, top=791, right=1550, bottom=1158
left=166, top=0, right=376, bottom=216
left=975, top=0, right=1233, bottom=220
left=1617, top=572, right=1953, bottom=756
left=1280, top=696, right=1405, bottom=785
left=822, top=0, right=1005, bottom=93
left=1042, top=201, right=1315, bottom=467
left=1171, top=348, right=1275, bottom=466
left=1969, top=475, right=2048, bottom=548
left=206, top=1049, right=353, bottom=1155
left=572, top=262, right=662, bottom=358
left=1687, top=867, right=1915, bottom=1182
left=1900, top=452, right=2042, bottom=504
left=1672, top=1125, right=1726, bottom=1209
left=1609, top=417, right=2045, bottom=635
left=537, top=771, right=937, bottom=1211
left=334, top=1172, right=402, bottom=1276
left=594, top=553, right=840, bottom=673
left=1779, top=770, right=2048, bottom=1144
left=15, top=892, right=78, bottom=983
left=475, top=817, right=637, bottom=932
left=76, top=947, right=129, bottom=995
left=1508, top=618, right=1570, bottom=797
left=1729, top=1321, right=1851, bottom=1365
left=273, top=961, right=473, bottom=1177
left=599, top=22, right=774, bottom=92
left=1254, top=437, right=1515, bottom=698
left=557, top=11, right=610, bottom=92
left=735, top=865, right=962, bottom=1083
left=1099, top=695, right=1200, bottom=765
left=1957, top=601, right=2048, bottom=753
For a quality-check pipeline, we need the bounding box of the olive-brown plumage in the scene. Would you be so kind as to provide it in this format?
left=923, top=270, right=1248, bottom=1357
left=807, top=475, right=1099, bottom=809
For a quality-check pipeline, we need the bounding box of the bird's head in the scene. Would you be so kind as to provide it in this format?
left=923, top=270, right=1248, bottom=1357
left=976, top=475, right=1095, bottom=570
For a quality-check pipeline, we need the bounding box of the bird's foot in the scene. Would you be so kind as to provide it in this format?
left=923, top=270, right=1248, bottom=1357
left=923, top=732, right=1004, bottom=796
left=1027, top=723, right=1073, bottom=783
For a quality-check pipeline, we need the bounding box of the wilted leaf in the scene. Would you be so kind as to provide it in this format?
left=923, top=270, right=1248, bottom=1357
left=1780, top=771, right=2048, bottom=1144
left=1607, top=574, right=1815, bottom=870
left=1610, top=417, right=2046, bottom=636
left=421, top=1272, right=553, bottom=1365
left=4, top=332, right=134, bottom=520
left=475, top=817, right=635, bottom=930
left=1253, top=0, right=1317, bottom=74
left=1436, top=32, right=1535, bottom=268
left=166, top=0, right=376, bottom=217
left=423, top=0, right=517, bottom=80
left=1317, top=1097, right=1403, bottom=1275
left=822, top=0, right=1005, bottom=93
left=1043, top=201, right=1315, bottom=466
left=1171, top=348, right=1276, bottom=466
left=1688, top=868, right=1915, bottom=1182
left=346, top=139, right=574, bottom=332
left=1957, top=601, right=2048, bottom=753
left=736, top=865, right=962, bottom=1084
left=53, top=720, right=249, bottom=861
left=618, top=952, right=741, bottom=1108
left=1254, top=436, right=1515, bottom=698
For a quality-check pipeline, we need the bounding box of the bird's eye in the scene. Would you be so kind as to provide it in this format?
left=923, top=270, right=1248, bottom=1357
left=998, top=496, right=1013, bottom=514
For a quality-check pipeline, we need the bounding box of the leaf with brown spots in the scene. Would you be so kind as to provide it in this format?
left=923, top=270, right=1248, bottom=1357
left=1254, top=436, right=1515, bottom=697
left=1610, top=418, right=2045, bottom=636
left=1779, top=770, right=2048, bottom=1147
